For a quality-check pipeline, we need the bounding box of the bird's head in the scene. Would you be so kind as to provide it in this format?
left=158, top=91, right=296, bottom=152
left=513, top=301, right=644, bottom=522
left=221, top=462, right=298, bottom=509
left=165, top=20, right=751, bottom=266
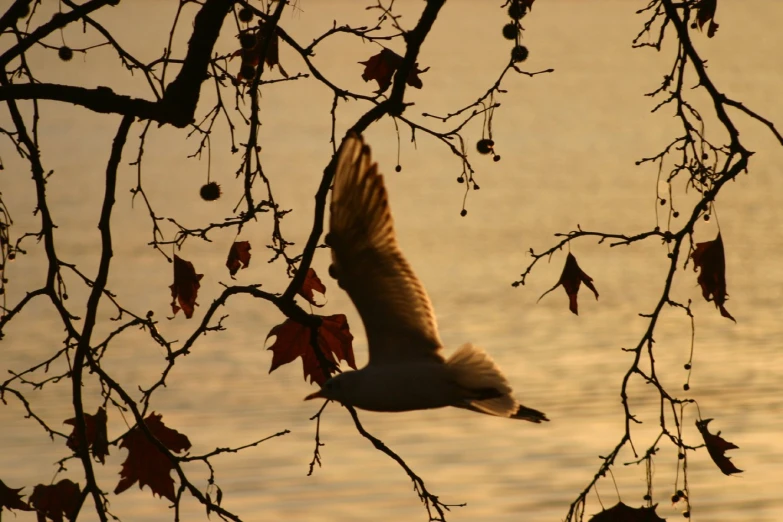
left=303, top=371, right=357, bottom=404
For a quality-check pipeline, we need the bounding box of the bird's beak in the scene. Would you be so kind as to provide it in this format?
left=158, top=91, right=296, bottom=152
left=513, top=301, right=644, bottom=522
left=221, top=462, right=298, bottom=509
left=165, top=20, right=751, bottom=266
left=304, top=390, right=325, bottom=401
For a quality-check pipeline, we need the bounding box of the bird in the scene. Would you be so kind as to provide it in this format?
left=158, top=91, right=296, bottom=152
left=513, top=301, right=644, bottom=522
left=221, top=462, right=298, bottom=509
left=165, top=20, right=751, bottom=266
left=304, top=133, right=548, bottom=423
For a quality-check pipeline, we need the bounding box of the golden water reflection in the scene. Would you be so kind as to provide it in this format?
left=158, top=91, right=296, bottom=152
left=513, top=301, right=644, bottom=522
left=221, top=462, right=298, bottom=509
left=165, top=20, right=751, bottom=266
left=2, top=1, right=783, bottom=521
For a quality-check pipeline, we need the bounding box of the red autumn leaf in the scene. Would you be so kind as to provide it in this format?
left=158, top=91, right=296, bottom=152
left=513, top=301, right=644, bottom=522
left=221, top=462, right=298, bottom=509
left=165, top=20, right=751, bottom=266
left=360, top=49, right=399, bottom=93
left=64, top=406, right=109, bottom=464
left=169, top=255, right=203, bottom=319
left=589, top=502, right=665, bottom=522
left=114, top=412, right=192, bottom=502
left=29, top=479, right=80, bottom=522
left=266, top=314, right=355, bottom=386
left=0, top=479, right=33, bottom=513
left=694, top=0, right=719, bottom=38
left=691, top=233, right=735, bottom=321
left=226, top=241, right=252, bottom=277
left=538, top=252, right=599, bottom=315
left=359, top=48, right=425, bottom=94
left=231, top=22, right=288, bottom=81
left=297, top=268, right=326, bottom=307
left=696, top=418, right=742, bottom=476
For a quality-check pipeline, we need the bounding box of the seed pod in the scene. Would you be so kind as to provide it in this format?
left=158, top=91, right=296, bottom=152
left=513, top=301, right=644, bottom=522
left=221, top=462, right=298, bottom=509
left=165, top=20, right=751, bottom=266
left=502, top=22, right=519, bottom=40
left=58, top=46, right=74, bottom=61
left=511, top=45, right=529, bottom=63
left=200, top=182, right=222, bottom=201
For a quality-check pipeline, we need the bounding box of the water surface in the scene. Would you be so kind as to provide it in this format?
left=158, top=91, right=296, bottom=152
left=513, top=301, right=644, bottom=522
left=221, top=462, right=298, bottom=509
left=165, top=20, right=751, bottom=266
left=2, top=1, right=783, bottom=521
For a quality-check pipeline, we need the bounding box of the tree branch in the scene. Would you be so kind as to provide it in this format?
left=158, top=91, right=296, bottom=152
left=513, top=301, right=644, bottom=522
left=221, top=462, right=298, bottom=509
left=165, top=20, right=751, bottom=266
left=72, top=114, right=133, bottom=522
left=0, top=0, right=117, bottom=69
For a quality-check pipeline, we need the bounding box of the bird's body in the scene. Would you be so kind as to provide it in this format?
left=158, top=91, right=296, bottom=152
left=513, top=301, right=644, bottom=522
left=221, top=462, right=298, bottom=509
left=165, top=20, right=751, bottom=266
left=305, top=134, right=548, bottom=424
left=326, top=362, right=458, bottom=413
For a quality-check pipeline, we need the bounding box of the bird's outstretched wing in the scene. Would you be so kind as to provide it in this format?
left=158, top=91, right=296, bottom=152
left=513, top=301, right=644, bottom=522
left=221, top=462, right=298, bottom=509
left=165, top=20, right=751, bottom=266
left=328, top=134, right=444, bottom=365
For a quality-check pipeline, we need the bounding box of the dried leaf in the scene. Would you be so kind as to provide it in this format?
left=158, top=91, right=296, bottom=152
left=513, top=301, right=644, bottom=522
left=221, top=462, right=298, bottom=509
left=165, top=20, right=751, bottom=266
left=589, top=502, right=665, bottom=522
left=538, top=252, right=599, bottom=315
left=64, top=406, right=109, bottom=464
left=691, top=233, right=735, bottom=321
left=29, top=479, right=80, bottom=522
left=226, top=241, right=252, bottom=277
left=696, top=418, right=743, bottom=476
left=359, top=49, right=425, bottom=94
left=0, top=479, right=33, bottom=513
left=114, top=412, right=192, bottom=502
left=266, top=314, right=355, bottom=385
left=695, top=0, right=719, bottom=38
left=707, top=19, right=719, bottom=37
left=232, top=22, right=288, bottom=80
left=297, top=268, right=326, bottom=307
left=169, top=255, right=203, bottom=319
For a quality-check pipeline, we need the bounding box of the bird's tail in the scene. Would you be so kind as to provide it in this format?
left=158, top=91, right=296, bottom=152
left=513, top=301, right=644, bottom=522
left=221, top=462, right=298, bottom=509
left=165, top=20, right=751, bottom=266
left=446, top=343, right=548, bottom=423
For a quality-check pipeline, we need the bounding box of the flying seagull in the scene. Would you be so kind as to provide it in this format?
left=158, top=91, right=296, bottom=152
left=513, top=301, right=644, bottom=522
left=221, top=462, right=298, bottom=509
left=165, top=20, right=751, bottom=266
left=305, top=134, right=548, bottom=423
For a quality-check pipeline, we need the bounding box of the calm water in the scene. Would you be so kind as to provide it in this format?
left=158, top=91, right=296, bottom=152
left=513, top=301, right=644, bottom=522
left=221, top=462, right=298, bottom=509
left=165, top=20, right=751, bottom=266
left=2, top=1, right=783, bottom=521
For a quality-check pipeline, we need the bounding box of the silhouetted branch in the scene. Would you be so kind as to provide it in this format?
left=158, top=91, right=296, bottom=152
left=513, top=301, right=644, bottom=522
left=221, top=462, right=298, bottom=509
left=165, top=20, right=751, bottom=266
left=511, top=2, right=764, bottom=519
left=71, top=114, right=133, bottom=522
left=181, top=430, right=291, bottom=462
left=4, top=2, right=775, bottom=521
left=307, top=400, right=329, bottom=476
left=346, top=405, right=464, bottom=522
left=283, top=0, right=449, bottom=302
left=0, top=0, right=116, bottom=68
left=161, top=0, right=234, bottom=127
